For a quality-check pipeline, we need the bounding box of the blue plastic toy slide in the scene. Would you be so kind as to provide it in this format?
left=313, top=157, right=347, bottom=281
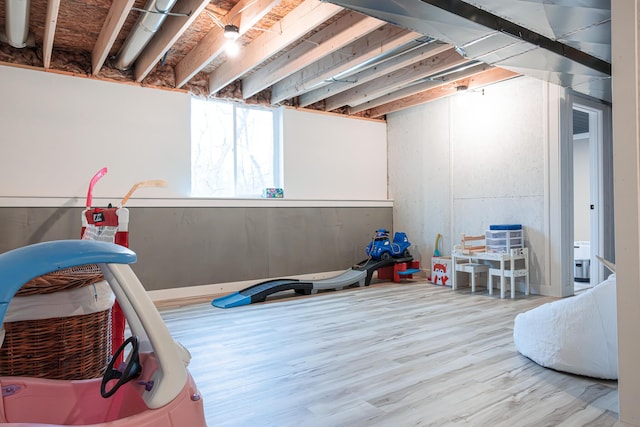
left=212, top=257, right=404, bottom=308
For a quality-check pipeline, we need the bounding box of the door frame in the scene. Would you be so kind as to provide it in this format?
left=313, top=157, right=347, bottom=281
left=563, top=91, right=612, bottom=291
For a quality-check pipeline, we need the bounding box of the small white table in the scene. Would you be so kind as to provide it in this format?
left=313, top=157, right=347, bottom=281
left=451, top=249, right=529, bottom=299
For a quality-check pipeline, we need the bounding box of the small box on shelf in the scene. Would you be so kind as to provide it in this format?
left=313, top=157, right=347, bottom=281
left=263, top=188, right=284, bottom=198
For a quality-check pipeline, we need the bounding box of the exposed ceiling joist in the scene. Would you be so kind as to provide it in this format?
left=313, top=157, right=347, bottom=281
left=348, top=62, right=487, bottom=114
left=0, top=0, right=610, bottom=117
left=208, top=0, right=343, bottom=96
left=298, top=39, right=449, bottom=107
left=42, top=0, right=60, bottom=69
left=134, top=0, right=211, bottom=83
left=271, top=25, right=420, bottom=104
left=324, top=46, right=469, bottom=110
left=326, top=0, right=611, bottom=102
left=241, top=12, right=385, bottom=99
left=91, top=0, right=135, bottom=76
left=367, top=67, right=519, bottom=118
left=175, top=0, right=280, bottom=88
left=422, top=0, right=611, bottom=75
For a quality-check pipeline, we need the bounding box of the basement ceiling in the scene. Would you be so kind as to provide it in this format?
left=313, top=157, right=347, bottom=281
left=0, top=0, right=611, bottom=118
left=327, top=0, right=611, bottom=102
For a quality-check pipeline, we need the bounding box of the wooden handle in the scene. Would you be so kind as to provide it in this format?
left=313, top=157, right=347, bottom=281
left=119, top=179, right=168, bottom=207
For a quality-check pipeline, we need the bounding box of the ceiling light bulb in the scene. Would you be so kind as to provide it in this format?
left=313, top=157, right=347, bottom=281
left=225, top=40, right=240, bottom=57
left=224, top=24, right=240, bottom=41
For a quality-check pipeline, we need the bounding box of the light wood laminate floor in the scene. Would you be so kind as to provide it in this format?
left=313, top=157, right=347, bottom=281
left=160, top=280, right=619, bottom=426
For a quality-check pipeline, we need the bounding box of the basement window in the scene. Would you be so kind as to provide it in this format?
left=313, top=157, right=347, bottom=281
left=191, top=97, right=282, bottom=197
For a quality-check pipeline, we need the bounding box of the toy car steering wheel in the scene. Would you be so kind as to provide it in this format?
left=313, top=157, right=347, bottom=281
left=101, top=336, right=143, bottom=398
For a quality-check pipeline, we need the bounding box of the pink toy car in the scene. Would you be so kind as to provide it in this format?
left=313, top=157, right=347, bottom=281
left=0, top=240, right=207, bottom=426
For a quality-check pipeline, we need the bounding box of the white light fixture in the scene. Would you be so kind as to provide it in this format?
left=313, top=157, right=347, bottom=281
left=225, top=40, right=240, bottom=57
left=223, top=24, right=240, bottom=41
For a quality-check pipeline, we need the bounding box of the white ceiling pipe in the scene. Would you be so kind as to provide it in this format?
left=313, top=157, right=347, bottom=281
left=114, top=0, right=177, bottom=71
left=4, top=0, right=31, bottom=48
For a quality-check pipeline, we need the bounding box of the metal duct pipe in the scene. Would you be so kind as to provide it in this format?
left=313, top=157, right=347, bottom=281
left=4, top=0, right=31, bottom=48
left=114, top=0, right=177, bottom=71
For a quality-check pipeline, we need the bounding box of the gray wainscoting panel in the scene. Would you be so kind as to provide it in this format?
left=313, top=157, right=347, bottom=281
left=0, top=206, right=392, bottom=291
left=0, top=207, right=82, bottom=248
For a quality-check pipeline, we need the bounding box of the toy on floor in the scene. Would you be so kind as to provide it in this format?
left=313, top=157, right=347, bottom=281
left=0, top=240, right=206, bottom=426
left=377, top=259, right=421, bottom=283
left=212, top=255, right=407, bottom=309
left=81, top=168, right=168, bottom=366
left=431, top=260, right=449, bottom=286
left=365, top=228, right=412, bottom=260
left=213, top=229, right=417, bottom=309
left=433, top=233, right=442, bottom=257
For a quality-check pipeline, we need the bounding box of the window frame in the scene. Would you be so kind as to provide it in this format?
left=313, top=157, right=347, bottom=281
left=191, top=97, right=282, bottom=198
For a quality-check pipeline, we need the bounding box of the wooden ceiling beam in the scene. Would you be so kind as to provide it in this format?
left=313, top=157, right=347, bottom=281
left=175, top=0, right=280, bottom=89
left=348, top=63, right=490, bottom=114
left=42, top=0, right=61, bottom=69
left=134, top=0, right=211, bottom=83
left=365, top=67, right=520, bottom=118
left=241, top=13, right=385, bottom=99
left=298, top=40, right=451, bottom=107
left=208, top=0, right=343, bottom=96
left=270, top=25, right=420, bottom=104
left=91, top=0, right=135, bottom=75
left=323, top=47, right=469, bottom=111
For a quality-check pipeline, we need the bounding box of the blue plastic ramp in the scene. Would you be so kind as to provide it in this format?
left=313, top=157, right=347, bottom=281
left=212, top=279, right=314, bottom=309
left=398, top=268, right=421, bottom=276
left=212, top=292, right=252, bottom=308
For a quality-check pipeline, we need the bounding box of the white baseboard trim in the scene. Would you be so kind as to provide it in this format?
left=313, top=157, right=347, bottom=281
left=147, top=270, right=348, bottom=303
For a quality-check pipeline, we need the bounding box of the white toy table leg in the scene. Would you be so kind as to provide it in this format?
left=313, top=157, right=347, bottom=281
left=451, top=254, right=457, bottom=290
left=500, top=258, right=506, bottom=299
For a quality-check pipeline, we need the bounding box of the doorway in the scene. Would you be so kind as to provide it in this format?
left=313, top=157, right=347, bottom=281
left=567, top=94, right=613, bottom=294
left=572, top=106, right=597, bottom=291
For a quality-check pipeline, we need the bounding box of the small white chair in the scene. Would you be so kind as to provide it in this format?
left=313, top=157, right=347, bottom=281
left=457, top=262, right=489, bottom=292
left=488, top=248, right=529, bottom=299
left=454, top=234, right=489, bottom=293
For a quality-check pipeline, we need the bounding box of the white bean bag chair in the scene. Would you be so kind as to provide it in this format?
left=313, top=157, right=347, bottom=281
left=513, top=274, right=618, bottom=379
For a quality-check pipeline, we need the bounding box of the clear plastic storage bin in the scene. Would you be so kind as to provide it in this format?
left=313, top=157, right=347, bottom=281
left=485, top=229, right=523, bottom=253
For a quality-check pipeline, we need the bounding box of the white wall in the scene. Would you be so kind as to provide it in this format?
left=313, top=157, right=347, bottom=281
left=386, top=98, right=451, bottom=264
left=612, top=0, right=640, bottom=423
left=0, top=65, right=388, bottom=204
left=0, top=65, right=192, bottom=199
left=387, top=76, right=549, bottom=293
left=282, top=108, right=387, bottom=200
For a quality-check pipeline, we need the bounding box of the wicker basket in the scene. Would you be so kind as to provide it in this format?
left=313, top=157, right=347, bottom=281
left=17, top=264, right=105, bottom=296
left=0, top=265, right=113, bottom=380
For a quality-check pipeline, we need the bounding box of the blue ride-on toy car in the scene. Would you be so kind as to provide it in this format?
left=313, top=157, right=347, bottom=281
left=366, top=228, right=412, bottom=260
